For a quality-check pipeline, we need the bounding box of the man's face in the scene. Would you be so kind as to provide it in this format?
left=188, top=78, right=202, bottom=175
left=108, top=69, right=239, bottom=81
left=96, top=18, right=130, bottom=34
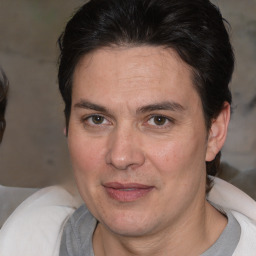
left=68, top=46, right=212, bottom=237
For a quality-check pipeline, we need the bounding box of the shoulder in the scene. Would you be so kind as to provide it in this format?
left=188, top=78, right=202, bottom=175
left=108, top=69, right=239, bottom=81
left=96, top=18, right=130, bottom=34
left=0, top=185, right=38, bottom=227
left=208, top=177, right=256, bottom=255
left=208, top=176, right=256, bottom=220
left=231, top=211, right=256, bottom=256
left=0, top=185, right=82, bottom=256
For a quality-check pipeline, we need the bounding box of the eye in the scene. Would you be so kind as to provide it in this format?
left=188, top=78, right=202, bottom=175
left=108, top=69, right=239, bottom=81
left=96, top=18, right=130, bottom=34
left=147, top=115, right=173, bottom=127
left=84, top=115, right=110, bottom=126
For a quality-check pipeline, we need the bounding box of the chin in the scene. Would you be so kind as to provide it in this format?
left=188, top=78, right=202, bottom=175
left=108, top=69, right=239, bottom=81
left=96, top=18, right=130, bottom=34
left=106, top=223, right=153, bottom=237
left=99, top=210, right=156, bottom=237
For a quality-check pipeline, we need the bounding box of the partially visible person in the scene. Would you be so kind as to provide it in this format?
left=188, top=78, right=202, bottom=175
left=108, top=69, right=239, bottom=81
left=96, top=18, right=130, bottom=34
left=0, top=70, right=82, bottom=250
left=0, top=67, right=39, bottom=227
left=0, top=66, right=8, bottom=143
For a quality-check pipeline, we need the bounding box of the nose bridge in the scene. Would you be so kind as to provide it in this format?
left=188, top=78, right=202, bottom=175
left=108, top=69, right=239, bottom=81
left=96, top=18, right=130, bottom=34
left=105, top=122, right=145, bottom=170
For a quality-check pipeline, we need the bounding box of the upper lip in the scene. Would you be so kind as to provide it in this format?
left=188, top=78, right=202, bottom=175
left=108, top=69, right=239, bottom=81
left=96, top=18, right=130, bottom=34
left=103, top=182, right=153, bottom=189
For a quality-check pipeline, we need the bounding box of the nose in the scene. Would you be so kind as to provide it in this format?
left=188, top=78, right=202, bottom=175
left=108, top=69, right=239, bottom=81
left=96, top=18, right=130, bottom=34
left=105, top=125, right=145, bottom=170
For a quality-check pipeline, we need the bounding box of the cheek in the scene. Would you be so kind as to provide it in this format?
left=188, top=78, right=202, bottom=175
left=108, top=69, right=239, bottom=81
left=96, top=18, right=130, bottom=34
left=68, top=134, right=108, bottom=205
left=68, top=133, right=105, bottom=178
left=146, top=133, right=206, bottom=177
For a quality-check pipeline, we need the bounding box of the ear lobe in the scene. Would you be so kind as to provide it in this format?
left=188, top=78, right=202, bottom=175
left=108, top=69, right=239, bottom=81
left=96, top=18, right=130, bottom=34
left=63, top=127, right=67, bottom=137
left=205, top=102, right=230, bottom=162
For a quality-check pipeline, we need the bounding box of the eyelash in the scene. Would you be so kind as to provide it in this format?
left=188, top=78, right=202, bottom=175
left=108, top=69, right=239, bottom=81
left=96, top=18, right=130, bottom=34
left=146, top=115, right=175, bottom=128
left=82, top=114, right=111, bottom=126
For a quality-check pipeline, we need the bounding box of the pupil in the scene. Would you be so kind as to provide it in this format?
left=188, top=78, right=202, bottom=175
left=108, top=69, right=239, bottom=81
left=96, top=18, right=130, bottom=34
left=154, top=116, right=166, bottom=125
left=92, top=115, right=103, bottom=124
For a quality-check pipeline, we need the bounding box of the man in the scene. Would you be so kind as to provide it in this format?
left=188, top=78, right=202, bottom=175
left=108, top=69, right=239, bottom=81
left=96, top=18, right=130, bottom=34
left=58, top=0, right=256, bottom=255
left=0, top=1, right=255, bottom=255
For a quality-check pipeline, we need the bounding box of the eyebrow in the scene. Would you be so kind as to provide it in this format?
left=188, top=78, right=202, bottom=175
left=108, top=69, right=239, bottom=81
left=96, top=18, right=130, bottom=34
left=74, top=100, right=108, bottom=113
left=137, top=101, right=185, bottom=114
left=74, top=100, right=185, bottom=114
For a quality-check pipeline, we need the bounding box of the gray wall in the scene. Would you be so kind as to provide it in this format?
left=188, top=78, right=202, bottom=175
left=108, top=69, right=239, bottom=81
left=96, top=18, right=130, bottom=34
left=212, top=0, right=256, bottom=171
left=0, top=0, right=255, bottom=187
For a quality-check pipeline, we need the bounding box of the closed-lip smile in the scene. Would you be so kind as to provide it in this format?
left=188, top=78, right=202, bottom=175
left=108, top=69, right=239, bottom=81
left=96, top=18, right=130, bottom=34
left=103, top=182, right=154, bottom=202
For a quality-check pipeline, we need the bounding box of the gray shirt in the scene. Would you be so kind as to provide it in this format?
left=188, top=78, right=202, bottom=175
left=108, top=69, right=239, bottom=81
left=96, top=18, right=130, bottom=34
left=201, top=210, right=241, bottom=256
left=59, top=204, right=241, bottom=256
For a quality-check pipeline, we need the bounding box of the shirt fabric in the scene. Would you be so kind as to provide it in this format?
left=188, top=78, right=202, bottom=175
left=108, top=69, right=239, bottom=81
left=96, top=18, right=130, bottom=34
left=59, top=204, right=241, bottom=256
left=201, top=210, right=241, bottom=256
left=0, top=185, right=38, bottom=227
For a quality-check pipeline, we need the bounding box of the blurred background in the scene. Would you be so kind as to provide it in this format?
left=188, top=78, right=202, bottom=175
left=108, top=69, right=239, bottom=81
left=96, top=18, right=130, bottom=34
left=0, top=0, right=255, bottom=188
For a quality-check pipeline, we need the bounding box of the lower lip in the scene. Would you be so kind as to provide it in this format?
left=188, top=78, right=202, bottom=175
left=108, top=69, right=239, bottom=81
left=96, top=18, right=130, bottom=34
left=104, top=187, right=153, bottom=202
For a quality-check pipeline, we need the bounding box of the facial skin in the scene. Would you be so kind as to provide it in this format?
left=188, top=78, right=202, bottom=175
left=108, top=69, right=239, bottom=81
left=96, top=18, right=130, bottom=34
left=68, top=46, right=229, bottom=255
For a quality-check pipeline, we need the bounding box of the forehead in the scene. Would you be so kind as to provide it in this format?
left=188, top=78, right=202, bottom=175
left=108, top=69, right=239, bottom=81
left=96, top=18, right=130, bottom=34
left=74, top=46, right=193, bottom=81
left=72, top=46, right=200, bottom=110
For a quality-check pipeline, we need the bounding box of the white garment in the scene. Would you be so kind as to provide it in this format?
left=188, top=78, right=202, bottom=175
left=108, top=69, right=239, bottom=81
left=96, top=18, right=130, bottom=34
left=0, top=178, right=255, bottom=256
left=208, top=177, right=256, bottom=255
left=0, top=185, right=38, bottom=227
left=0, top=185, right=82, bottom=256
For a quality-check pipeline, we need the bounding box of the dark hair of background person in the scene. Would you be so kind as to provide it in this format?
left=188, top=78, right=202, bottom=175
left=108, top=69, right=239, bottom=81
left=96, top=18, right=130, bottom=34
left=57, top=0, right=235, bottom=193
left=0, top=67, right=8, bottom=143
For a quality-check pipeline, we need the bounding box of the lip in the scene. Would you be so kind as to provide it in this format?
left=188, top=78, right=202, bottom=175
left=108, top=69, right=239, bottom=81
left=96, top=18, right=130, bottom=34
left=103, top=182, right=154, bottom=202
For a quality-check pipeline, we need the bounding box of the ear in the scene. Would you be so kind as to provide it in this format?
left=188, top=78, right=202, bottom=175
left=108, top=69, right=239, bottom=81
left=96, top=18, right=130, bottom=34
left=205, top=102, right=230, bottom=162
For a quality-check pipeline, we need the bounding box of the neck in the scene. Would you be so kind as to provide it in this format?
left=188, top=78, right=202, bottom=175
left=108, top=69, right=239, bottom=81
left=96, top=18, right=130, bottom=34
left=93, top=201, right=227, bottom=256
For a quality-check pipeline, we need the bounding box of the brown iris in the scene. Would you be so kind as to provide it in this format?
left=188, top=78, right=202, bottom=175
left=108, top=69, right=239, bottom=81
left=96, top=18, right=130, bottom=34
left=153, top=116, right=167, bottom=126
left=92, top=115, right=104, bottom=124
